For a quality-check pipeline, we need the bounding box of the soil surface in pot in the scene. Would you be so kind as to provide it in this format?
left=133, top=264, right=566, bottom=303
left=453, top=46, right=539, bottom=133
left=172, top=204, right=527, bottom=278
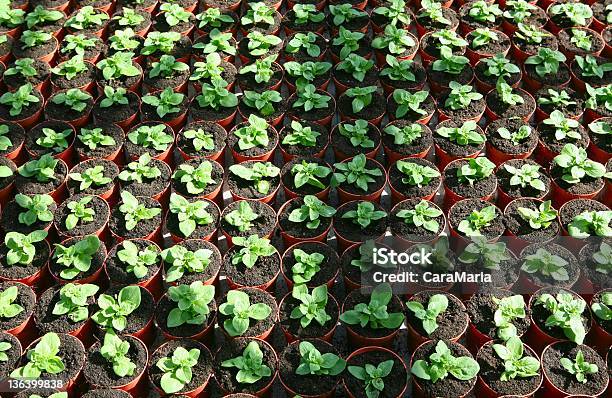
left=223, top=245, right=280, bottom=288
left=54, top=194, right=109, bottom=237
left=343, top=289, right=403, bottom=338
left=176, top=121, right=227, bottom=159
left=220, top=200, right=276, bottom=239
left=281, top=241, right=339, bottom=287
left=344, top=348, right=407, bottom=398
left=496, top=159, right=550, bottom=200
left=390, top=198, right=444, bottom=243
left=407, top=290, right=468, bottom=340
left=15, top=158, right=67, bottom=196
left=279, top=291, right=338, bottom=339
left=486, top=118, right=538, bottom=156
left=66, top=158, right=119, bottom=197
left=92, top=285, right=154, bottom=338
left=334, top=201, right=388, bottom=243
left=531, top=287, right=591, bottom=341
left=83, top=335, right=147, bottom=388
left=74, top=123, right=125, bottom=160
left=504, top=198, right=559, bottom=243
left=171, top=158, right=224, bottom=198
left=382, top=120, right=433, bottom=157
left=217, top=287, right=277, bottom=338
left=281, top=156, right=332, bottom=196
left=155, top=293, right=217, bottom=338
left=466, top=288, right=531, bottom=340
left=109, top=196, right=162, bottom=240
left=444, top=159, right=497, bottom=199
left=0, top=281, right=35, bottom=331
left=105, top=239, right=162, bottom=286
left=48, top=237, right=107, bottom=283
left=448, top=199, right=505, bottom=240
left=0, top=240, right=50, bottom=281
left=25, top=120, right=75, bottom=158
left=166, top=198, right=220, bottom=240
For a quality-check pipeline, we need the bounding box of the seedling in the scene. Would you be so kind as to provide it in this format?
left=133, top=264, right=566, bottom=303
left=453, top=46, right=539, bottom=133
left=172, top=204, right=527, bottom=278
left=142, top=88, right=185, bottom=118
left=525, top=48, right=566, bottom=77
left=65, top=196, right=95, bottom=230
left=568, top=210, right=612, bottom=238
left=241, top=90, right=282, bottom=117
left=392, top=90, right=429, bottom=118
left=193, top=28, right=235, bottom=56
left=396, top=200, right=443, bottom=233
left=239, top=54, right=277, bottom=84
left=588, top=120, right=612, bottom=137
left=336, top=54, right=375, bottom=83
left=373, top=0, right=411, bottom=27
left=18, top=154, right=59, bottom=182
left=297, top=341, right=346, bottom=376
left=19, top=30, right=52, bottom=49
left=342, top=201, right=387, bottom=229
left=141, top=31, right=181, bottom=55
left=282, top=121, right=320, bottom=147
left=78, top=127, right=116, bottom=150
left=286, top=32, right=321, bottom=58
left=468, top=0, right=502, bottom=22
left=348, top=359, right=394, bottom=398
left=224, top=201, right=259, bottom=232
left=172, top=161, right=216, bottom=195
left=515, top=23, right=551, bottom=45
left=575, top=55, right=612, bottom=79
left=245, top=31, right=282, bottom=57
left=333, top=26, right=365, bottom=59
left=498, top=124, right=531, bottom=145
left=0, top=4, right=25, bottom=28
left=571, top=30, right=593, bottom=51
left=458, top=205, right=497, bottom=237
left=340, top=283, right=404, bottom=329
left=384, top=123, right=422, bottom=145
left=4, top=230, right=48, bottom=266
left=99, top=86, right=129, bottom=108
left=470, top=28, right=499, bottom=48
left=51, top=55, right=88, bottom=81
left=168, top=193, right=214, bottom=238
left=242, top=2, right=275, bottom=26
left=592, top=242, right=612, bottom=275
left=118, top=191, right=162, bottom=231
left=560, top=350, right=598, bottom=383
left=166, top=281, right=215, bottom=327
left=221, top=341, right=271, bottom=384
left=233, top=114, right=269, bottom=151
left=52, top=283, right=98, bottom=323
left=117, top=240, right=159, bottom=279
left=292, top=83, right=332, bottom=112
left=156, top=346, right=201, bottom=393
left=444, top=81, right=483, bottom=111
left=338, top=119, right=374, bottom=149
left=127, top=123, right=173, bottom=151
left=432, top=46, right=470, bottom=75
left=231, top=235, right=276, bottom=268
left=329, top=4, right=367, bottom=26
left=53, top=235, right=101, bottom=280
left=538, top=89, right=576, bottom=109
left=291, top=160, right=332, bottom=190
left=183, top=128, right=214, bottom=151
left=68, top=165, right=112, bottom=191
left=290, top=284, right=331, bottom=327
left=292, top=4, right=325, bottom=25
left=288, top=195, right=336, bottom=230
left=406, top=293, right=448, bottom=335
left=15, top=193, right=54, bottom=226
left=51, top=88, right=92, bottom=112
left=503, top=0, right=537, bottom=23
left=4, top=59, right=37, bottom=79
left=113, top=7, right=145, bottom=28
left=491, top=295, right=527, bottom=341
left=553, top=144, right=607, bottom=184
left=229, top=162, right=280, bottom=195
left=411, top=340, right=480, bottom=382
left=496, top=78, right=524, bottom=106
left=191, top=53, right=224, bottom=82
left=380, top=55, right=416, bottom=82
left=0, top=83, right=40, bottom=116
left=100, top=332, right=136, bottom=378
left=492, top=337, right=540, bottom=381
left=91, top=285, right=141, bottom=332
left=65, top=6, right=108, bottom=30
left=372, top=24, right=415, bottom=55
left=219, top=289, right=272, bottom=336
left=118, top=153, right=162, bottom=184
left=522, top=248, right=569, bottom=281
left=503, top=163, right=546, bottom=192
left=436, top=120, right=484, bottom=146
left=351, top=240, right=393, bottom=273
left=284, top=60, right=332, bottom=87
left=158, top=3, right=191, bottom=27
left=459, top=238, right=511, bottom=270
left=418, top=0, right=451, bottom=26
left=482, top=54, right=521, bottom=79
left=457, top=157, right=495, bottom=185
left=11, top=333, right=65, bottom=378
left=333, top=154, right=383, bottom=192
left=196, top=7, right=234, bottom=28
left=585, top=84, right=612, bottom=112
left=96, top=51, right=141, bottom=80
left=0, top=341, right=10, bottom=362
left=549, top=2, right=593, bottom=26
left=108, top=28, right=140, bottom=52
left=517, top=200, right=558, bottom=230
left=0, top=124, right=12, bottom=151
left=543, top=110, right=582, bottom=141
left=0, top=286, right=23, bottom=319
left=591, top=291, right=611, bottom=322
left=148, top=55, right=189, bottom=79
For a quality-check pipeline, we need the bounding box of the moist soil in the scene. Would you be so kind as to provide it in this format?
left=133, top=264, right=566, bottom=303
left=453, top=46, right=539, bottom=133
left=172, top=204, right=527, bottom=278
left=104, top=239, right=162, bottom=286
left=32, top=286, right=93, bottom=335
left=25, top=120, right=75, bottom=158
left=74, top=123, right=125, bottom=159
left=343, top=289, right=403, bottom=338
left=551, top=164, right=604, bottom=196
left=217, top=287, right=278, bottom=338
left=444, top=158, right=497, bottom=199
left=12, top=37, right=57, bottom=60
left=176, top=121, right=227, bottom=158
left=283, top=10, right=327, bottom=33
left=228, top=159, right=280, bottom=200
left=542, top=341, right=607, bottom=395
left=227, top=125, right=279, bottom=159
left=0, top=281, right=35, bottom=331
left=468, top=29, right=510, bottom=55
left=223, top=245, right=280, bottom=288
left=344, top=348, right=407, bottom=398
left=81, top=390, right=130, bottom=398
left=591, top=290, right=612, bottom=334
left=407, top=290, right=468, bottom=340
left=486, top=118, right=538, bottom=156
left=0, top=90, right=44, bottom=123
left=504, top=198, right=560, bottom=243
left=336, top=158, right=386, bottom=196
left=434, top=119, right=485, bottom=157
left=496, top=159, right=551, bottom=200
left=288, top=91, right=335, bottom=122
left=389, top=157, right=440, bottom=200
left=48, top=236, right=107, bottom=282
left=427, top=62, right=474, bottom=89
left=579, top=242, right=612, bottom=290
left=0, top=332, right=21, bottom=379
left=166, top=198, right=220, bottom=240
left=171, top=158, right=224, bottom=198
left=416, top=6, right=459, bottom=31
left=475, top=60, right=521, bottom=88
left=92, top=91, right=140, bottom=126
left=143, top=62, right=190, bottom=93
left=334, top=201, right=388, bottom=244
left=411, top=340, right=476, bottom=398
left=341, top=243, right=399, bottom=289
left=387, top=93, right=435, bottom=123
left=279, top=290, right=338, bottom=339
left=559, top=28, right=605, bottom=58
left=0, top=122, right=25, bottom=157
left=83, top=336, right=147, bottom=388
left=0, top=157, right=16, bottom=190
left=572, top=56, right=612, bottom=86
left=108, top=196, right=162, bottom=240
left=524, top=63, right=570, bottom=87
left=51, top=62, right=95, bottom=91
left=331, top=121, right=381, bottom=159
left=149, top=339, right=212, bottom=393
left=54, top=193, right=109, bottom=237
left=15, top=157, right=67, bottom=195
left=538, top=121, right=590, bottom=156
left=92, top=285, right=154, bottom=338
left=438, top=91, right=485, bottom=121
left=155, top=293, right=217, bottom=338
left=4, top=59, right=51, bottom=89
left=380, top=61, right=428, bottom=92
left=390, top=198, right=444, bottom=243
left=521, top=244, right=580, bottom=289
left=238, top=95, right=289, bottom=124
left=214, top=337, right=277, bottom=395
left=220, top=200, right=276, bottom=238
left=333, top=63, right=379, bottom=89
left=189, top=96, right=237, bottom=123
left=279, top=122, right=329, bottom=158
left=383, top=120, right=433, bottom=157
left=123, top=122, right=174, bottom=159
left=338, top=92, right=386, bottom=121
left=486, top=89, right=536, bottom=119
left=466, top=288, right=531, bottom=340
left=119, top=158, right=171, bottom=198
left=478, top=341, right=541, bottom=396
left=0, top=240, right=50, bottom=281
left=66, top=158, right=119, bottom=197
left=448, top=199, right=505, bottom=240
left=154, top=13, right=197, bottom=35
left=513, top=31, right=558, bottom=55
left=559, top=199, right=609, bottom=230
left=281, top=241, right=340, bottom=287
left=45, top=91, right=94, bottom=123
left=279, top=339, right=341, bottom=395
left=95, top=62, right=143, bottom=91
left=163, top=240, right=221, bottom=286
left=140, top=97, right=188, bottom=124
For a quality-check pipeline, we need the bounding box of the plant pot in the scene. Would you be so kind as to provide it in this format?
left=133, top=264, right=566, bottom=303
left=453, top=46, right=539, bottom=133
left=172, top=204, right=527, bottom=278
left=278, top=291, right=339, bottom=343
left=550, top=176, right=604, bottom=208
left=442, top=159, right=497, bottom=210
left=588, top=289, right=612, bottom=355
left=228, top=124, right=279, bottom=163
left=343, top=346, right=408, bottom=398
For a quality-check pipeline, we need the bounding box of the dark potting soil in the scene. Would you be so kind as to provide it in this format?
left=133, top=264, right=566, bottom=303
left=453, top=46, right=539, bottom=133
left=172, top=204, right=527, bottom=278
left=279, top=290, right=338, bottom=339
left=281, top=241, right=340, bottom=287
left=542, top=341, right=607, bottom=395
left=171, top=158, right=224, bottom=198
left=407, top=290, right=468, bottom=340
left=333, top=63, right=379, bottom=89
left=504, top=197, right=560, bottom=243
left=502, top=4, right=547, bottom=28
left=149, top=339, right=212, bottom=393
left=496, top=159, right=551, bottom=200
left=92, top=91, right=140, bottom=126
left=119, top=158, right=171, bottom=198
left=105, top=239, right=161, bottom=285
left=591, top=290, right=612, bottom=334
left=163, top=240, right=221, bottom=286
left=422, top=32, right=466, bottom=59
left=283, top=10, right=327, bottom=33
left=551, top=163, right=604, bottom=195
left=66, top=158, right=119, bottom=197
left=30, top=0, right=69, bottom=7
left=189, top=97, right=237, bottom=123
left=277, top=197, right=331, bottom=239
left=228, top=125, right=279, bottom=159
left=390, top=198, right=444, bottom=243
left=427, top=62, right=474, bottom=89
left=33, top=286, right=92, bottom=335
left=96, top=62, right=142, bottom=91
left=477, top=342, right=541, bottom=396
left=459, top=3, right=501, bottom=30
left=434, top=119, right=485, bottom=157
left=559, top=199, right=609, bottom=230
left=15, top=157, right=67, bottom=196
left=12, top=37, right=57, bottom=61
left=220, top=200, right=276, bottom=238
left=217, top=287, right=278, bottom=338
left=572, top=56, right=612, bottom=86
left=140, top=97, right=188, bottom=124
left=593, top=1, right=612, bottom=24
left=24, top=120, right=75, bottom=158
left=533, top=288, right=589, bottom=343
left=338, top=92, right=386, bottom=121
left=387, top=93, right=435, bottom=123
left=444, top=158, right=497, bottom=199
left=48, top=236, right=107, bottom=283
left=513, top=31, right=558, bottom=55
left=438, top=90, right=485, bottom=121
left=74, top=123, right=125, bottom=159
left=155, top=293, right=217, bottom=338
left=176, top=121, right=227, bottom=158
left=331, top=121, right=381, bottom=159
left=143, top=64, right=190, bottom=93
left=468, top=30, right=510, bottom=55
left=107, top=9, right=151, bottom=34
left=486, top=89, right=536, bottom=120
left=14, top=389, right=64, bottom=398
left=389, top=157, right=440, bottom=199
left=238, top=95, right=289, bottom=125
left=45, top=93, right=94, bottom=124
left=0, top=157, right=16, bottom=190
left=521, top=243, right=580, bottom=289
left=537, top=120, right=590, bottom=156
left=382, top=120, right=433, bottom=157
left=223, top=245, right=280, bottom=288
left=559, top=29, right=605, bottom=58
left=524, top=63, right=570, bottom=87
left=448, top=199, right=505, bottom=240
left=343, top=289, right=403, bottom=338
left=237, top=37, right=283, bottom=63
left=578, top=241, right=612, bottom=290
left=84, top=336, right=147, bottom=388
left=109, top=196, right=162, bottom=240
left=4, top=59, right=51, bottom=89
left=486, top=118, right=538, bottom=156
left=550, top=9, right=592, bottom=30
left=411, top=340, right=476, bottom=398
left=166, top=198, right=220, bottom=240
left=0, top=90, right=43, bottom=123
left=463, top=249, right=520, bottom=289
left=214, top=337, right=277, bottom=394
left=123, top=122, right=174, bottom=159
left=92, top=285, right=154, bottom=337
left=0, top=332, right=21, bottom=379
left=287, top=32, right=328, bottom=63
left=337, top=158, right=386, bottom=196
left=0, top=240, right=49, bottom=280
left=81, top=390, right=131, bottom=398
left=345, top=349, right=407, bottom=398
left=0, top=34, right=12, bottom=58
left=0, top=121, right=25, bottom=157
left=590, top=117, right=612, bottom=153
left=380, top=61, right=428, bottom=92
left=54, top=193, right=110, bottom=237
left=416, top=6, right=459, bottom=31
left=279, top=122, right=329, bottom=158
left=334, top=201, right=388, bottom=244
left=51, top=62, right=95, bottom=91
left=466, top=288, right=531, bottom=339
left=474, top=60, right=521, bottom=88
left=331, top=36, right=372, bottom=60
left=288, top=91, right=335, bottom=122
left=280, top=339, right=342, bottom=395
left=0, top=281, right=35, bottom=331
left=328, top=12, right=369, bottom=33
left=117, top=0, right=157, bottom=11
